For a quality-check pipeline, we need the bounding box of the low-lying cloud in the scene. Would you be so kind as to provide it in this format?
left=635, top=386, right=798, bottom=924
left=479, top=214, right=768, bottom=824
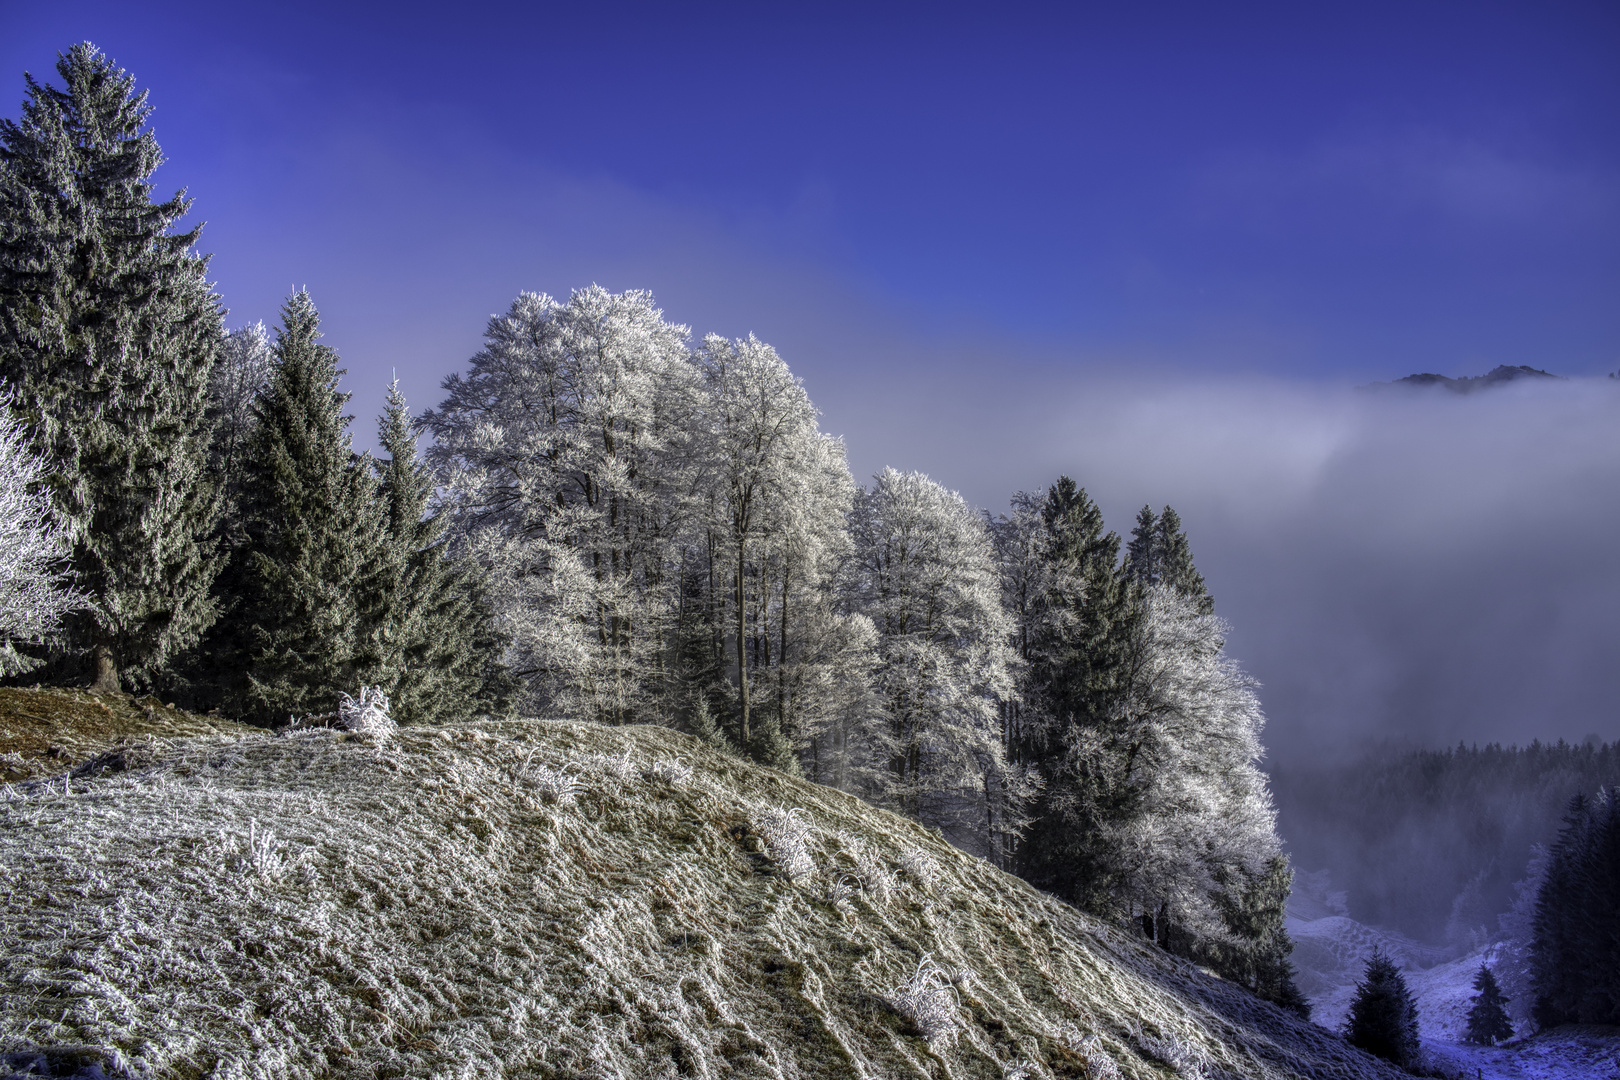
left=829, top=369, right=1620, bottom=763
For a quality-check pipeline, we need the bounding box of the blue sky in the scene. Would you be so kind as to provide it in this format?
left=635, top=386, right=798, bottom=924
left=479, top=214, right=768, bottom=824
left=3, top=1, right=1616, bottom=417
left=4, top=1, right=1620, bottom=754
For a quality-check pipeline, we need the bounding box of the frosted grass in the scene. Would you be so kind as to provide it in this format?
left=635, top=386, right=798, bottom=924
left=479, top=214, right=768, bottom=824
left=1, top=718, right=1417, bottom=1080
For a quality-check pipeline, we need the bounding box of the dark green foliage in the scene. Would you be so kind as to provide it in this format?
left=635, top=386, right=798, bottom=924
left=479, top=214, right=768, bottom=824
left=1464, top=965, right=1513, bottom=1045
left=1271, top=739, right=1620, bottom=941
left=1015, top=476, right=1141, bottom=912
left=0, top=43, right=222, bottom=689
left=214, top=291, right=386, bottom=725
left=1124, top=504, right=1212, bottom=613
left=372, top=381, right=515, bottom=723
left=1345, top=949, right=1421, bottom=1069
left=1202, top=856, right=1311, bottom=1018
left=1531, top=787, right=1620, bottom=1028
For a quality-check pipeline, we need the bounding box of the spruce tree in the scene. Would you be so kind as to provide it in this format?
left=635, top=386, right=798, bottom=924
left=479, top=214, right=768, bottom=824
left=222, top=291, right=386, bottom=725
left=1205, top=856, right=1311, bottom=1018
left=1345, top=949, right=1421, bottom=1070
left=0, top=43, right=222, bottom=691
left=1532, top=788, right=1620, bottom=1027
left=1153, top=507, right=1213, bottom=614
left=1464, top=964, right=1513, bottom=1045
left=1016, top=476, right=1141, bottom=911
left=1124, top=504, right=1211, bottom=613
left=373, top=379, right=515, bottom=723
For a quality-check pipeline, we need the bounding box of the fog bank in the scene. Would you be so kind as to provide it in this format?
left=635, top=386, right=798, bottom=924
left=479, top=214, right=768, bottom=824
left=828, top=370, right=1620, bottom=762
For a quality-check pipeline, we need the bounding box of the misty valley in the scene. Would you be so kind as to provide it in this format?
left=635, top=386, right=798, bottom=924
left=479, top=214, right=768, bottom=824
left=1, top=35, right=1617, bottom=1080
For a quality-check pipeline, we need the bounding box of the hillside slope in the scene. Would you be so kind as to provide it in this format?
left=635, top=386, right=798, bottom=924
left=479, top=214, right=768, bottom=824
left=1, top=718, right=1411, bottom=1080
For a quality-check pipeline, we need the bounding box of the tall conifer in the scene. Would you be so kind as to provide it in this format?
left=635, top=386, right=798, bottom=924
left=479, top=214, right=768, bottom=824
left=1017, top=476, right=1140, bottom=910
left=0, top=43, right=222, bottom=690
left=224, top=291, right=386, bottom=724
left=373, top=380, right=514, bottom=723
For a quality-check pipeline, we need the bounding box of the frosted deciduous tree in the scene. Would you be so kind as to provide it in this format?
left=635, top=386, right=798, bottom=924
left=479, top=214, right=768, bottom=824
left=695, top=334, right=859, bottom=765
left=0, top=43, right=223, bottom=691
left=0, top=400, right=82, bottom=673
left=1110, top=585, right=1277, bottom=945
left=208, top=321, right=273, bottom=527
left=421, top=287, right=697, bottom=722
left=851, top=468, right=1025, bottom=858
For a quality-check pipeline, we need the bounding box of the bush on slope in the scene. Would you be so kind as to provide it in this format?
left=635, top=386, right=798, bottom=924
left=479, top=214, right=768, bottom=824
left=1, top=719, right=1413, bottom=1080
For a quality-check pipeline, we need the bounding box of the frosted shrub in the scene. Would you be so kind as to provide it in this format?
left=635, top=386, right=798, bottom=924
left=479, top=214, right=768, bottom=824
left=888, top=953, right=964, bottom=1046
left=337, top=686, right=394, bottom=735
left=825, top=874, right=861, bottom=913
left=754, top=807, right=815, bottom=882
left=229, top=821, right=302, bottom=882
left=1053, top=1025, right=1121, bottom=1080
left=524, top=762, right=586, bottom=806
left=587, top=750, right=637, bottom=780
left=1131, top=1025, right=1207, bottom=1079
left=855, top=847, right=896, bottom=905
left=898, top=847, right=939, bottom=891
left=646, top=756, right=692, bottom=787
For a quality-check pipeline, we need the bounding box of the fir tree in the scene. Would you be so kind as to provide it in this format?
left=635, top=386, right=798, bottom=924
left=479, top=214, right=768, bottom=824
left=1124, top=504, right=1211, bottom=613
left=0, top=43, right=222, bottom=691
left=1464, top=964, right=1513, bottom=1045
left=1532, top=787, right=1620, bottom=1027
left=372, top=379, right=515, bottom=724
left=1204, top=855, right=1311, bottom=1018
left=1345, top=949, right=1421, bottom=1070
left=1016, top=476, right=1140, bottom=912
left=220, top=291, right=386, bottom=725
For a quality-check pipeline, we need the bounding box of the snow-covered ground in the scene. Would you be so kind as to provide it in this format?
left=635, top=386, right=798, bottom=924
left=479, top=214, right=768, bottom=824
left=1287, top=879, right=1619, bottom=1078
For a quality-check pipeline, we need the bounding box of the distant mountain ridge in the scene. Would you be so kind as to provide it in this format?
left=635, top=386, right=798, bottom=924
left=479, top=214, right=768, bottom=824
left=1362, top=365, right=1562, bottom=393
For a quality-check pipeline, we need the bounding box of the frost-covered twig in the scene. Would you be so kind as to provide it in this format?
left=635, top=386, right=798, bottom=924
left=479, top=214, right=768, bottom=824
left=754, top=807, right=815, bottom=882
left=231, top=820, right=301, bottom=882
left=1129, top=1023, right=1207, bottom=1079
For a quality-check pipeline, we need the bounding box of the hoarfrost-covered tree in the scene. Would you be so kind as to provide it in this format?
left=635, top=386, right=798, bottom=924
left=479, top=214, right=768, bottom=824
left=0, top=400, right=82, bottom=673
left=421, top=287, right=698, bottom=723
left=372, top=380, right=515, bottom=724
left=851, top=468, right=1026, bottom=858
left=208, top=321, right=273, bottom=527
left=1111, top=585, right=1277, bottom=947
left=0, top=43, right=223, bottom=691
left=695, top=333, right=859, bottom=766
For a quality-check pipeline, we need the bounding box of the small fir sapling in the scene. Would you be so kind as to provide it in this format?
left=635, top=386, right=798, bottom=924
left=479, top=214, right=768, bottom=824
left=1464, top=964, right=1514, bottom=1045
left=1344, top=948, right=1421, bottom=1070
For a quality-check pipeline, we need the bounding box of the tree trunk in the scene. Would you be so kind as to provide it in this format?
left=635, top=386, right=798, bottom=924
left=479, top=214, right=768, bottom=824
left=90, top=643, right=119, bottom=694
left=735, top=535, right=749, bottom=748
